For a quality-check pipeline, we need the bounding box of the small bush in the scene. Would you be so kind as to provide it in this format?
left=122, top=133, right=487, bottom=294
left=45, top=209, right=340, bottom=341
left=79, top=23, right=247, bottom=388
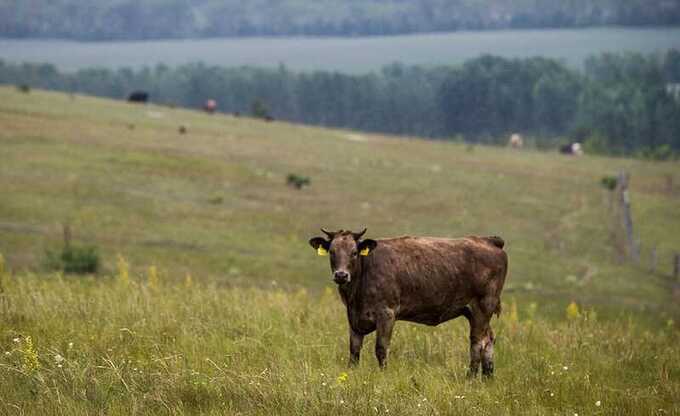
left=582, top=133, right=610, bottom=155
left=207, top=195, right=224, bottom=204
left=251, top=99, right=271, bottom=120
left=17, top=84, right=31, bottom=93
left=286, top=173, right=311, bottom=189
left=45, top=245, right=100, bottom=274
left=600, top=175, right=618, bottom=191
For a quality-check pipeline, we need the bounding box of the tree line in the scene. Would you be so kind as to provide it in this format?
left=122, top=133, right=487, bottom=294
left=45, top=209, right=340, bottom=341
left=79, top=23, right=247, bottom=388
left=2, top=50, right=680, bottom=158
left=2, top=0, right=679, bottom=40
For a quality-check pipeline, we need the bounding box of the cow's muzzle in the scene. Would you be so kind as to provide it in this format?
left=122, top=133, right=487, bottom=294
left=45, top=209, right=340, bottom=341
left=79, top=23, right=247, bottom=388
left=333, top=270, right=350, bottom=284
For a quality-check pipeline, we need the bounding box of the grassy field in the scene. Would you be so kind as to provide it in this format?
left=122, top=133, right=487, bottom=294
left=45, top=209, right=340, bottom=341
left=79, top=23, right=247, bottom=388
left=2, top=27, right=680, bottom=73
left=0, top=273, right=678, bottom=415
left=0, top=86, right=679, bottom=414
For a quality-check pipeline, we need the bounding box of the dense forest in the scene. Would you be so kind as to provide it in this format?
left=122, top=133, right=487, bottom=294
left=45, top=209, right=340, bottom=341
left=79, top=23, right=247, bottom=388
left=2, top=51, right=680, bottom=158
left=2, top=0, right=680, bottom=40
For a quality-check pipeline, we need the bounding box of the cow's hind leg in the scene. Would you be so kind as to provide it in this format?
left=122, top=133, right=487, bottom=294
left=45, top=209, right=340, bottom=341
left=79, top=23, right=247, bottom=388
left=481, top=327, right=495, bottom=376
left=468, top=296, right=497, bottom=379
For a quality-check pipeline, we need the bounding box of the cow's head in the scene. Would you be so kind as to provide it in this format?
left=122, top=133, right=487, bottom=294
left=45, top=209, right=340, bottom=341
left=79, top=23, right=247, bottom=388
left=309, top=228, right=377, bottom=285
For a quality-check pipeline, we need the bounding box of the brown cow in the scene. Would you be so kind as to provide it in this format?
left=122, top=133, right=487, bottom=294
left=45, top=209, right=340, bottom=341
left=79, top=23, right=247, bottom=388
left=309, top=228, right=508, bottom=377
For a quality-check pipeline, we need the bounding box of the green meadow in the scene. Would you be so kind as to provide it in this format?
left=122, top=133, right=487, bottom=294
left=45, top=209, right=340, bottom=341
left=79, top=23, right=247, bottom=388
left=0, top=86, right=679, bottom=414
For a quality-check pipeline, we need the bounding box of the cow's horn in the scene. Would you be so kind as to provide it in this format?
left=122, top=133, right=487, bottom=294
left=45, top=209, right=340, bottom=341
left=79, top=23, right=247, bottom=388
left=321, top=228, right=336, bottom=239
left=353, top=228, right=367, bottom=240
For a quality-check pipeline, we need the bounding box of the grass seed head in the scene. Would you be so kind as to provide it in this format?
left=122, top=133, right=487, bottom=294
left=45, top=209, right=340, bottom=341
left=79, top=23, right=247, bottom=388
left=21, top=336, right=40, bottom=373
left=148, top=265, right=159, bottom=289
left=116, top=254, right=129, bottom=287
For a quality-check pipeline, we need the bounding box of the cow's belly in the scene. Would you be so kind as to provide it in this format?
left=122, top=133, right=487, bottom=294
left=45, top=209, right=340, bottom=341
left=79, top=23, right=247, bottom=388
left=398, top=301, right=470, bottom=326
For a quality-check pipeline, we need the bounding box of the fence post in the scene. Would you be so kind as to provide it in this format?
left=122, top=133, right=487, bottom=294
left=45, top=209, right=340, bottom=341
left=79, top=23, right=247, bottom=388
left=617, top=170, right=639, bottom=263
left=63, top=223, right=72, bottom=250
left=665, top=174, right=674, bottom=196
left=673, top=253, right=680, bottom=301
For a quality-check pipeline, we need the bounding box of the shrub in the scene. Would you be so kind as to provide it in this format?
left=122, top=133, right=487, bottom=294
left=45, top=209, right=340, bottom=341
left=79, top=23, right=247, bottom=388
left=207, top=195, right=224, bottom=204
left=600, top=175, right=618, bottom=191
left=582, top=132, right=610, bottom=155
left=45, top=245, right=100, bottom=274
left=251, top=99, right=271, bottom=120
left=286, top=173, right=311, bottom=189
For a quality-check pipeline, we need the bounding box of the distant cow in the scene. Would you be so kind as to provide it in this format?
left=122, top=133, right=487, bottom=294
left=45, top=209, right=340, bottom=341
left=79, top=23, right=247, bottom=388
left=203, top=99, right=217, bottom=114
left=508, top=133, right=523, bottom=149
left=309, top=228, right=508, bottom=377
left=127, top=91, right=148, bottom=103
left=560, top=142, right=584, bottom=156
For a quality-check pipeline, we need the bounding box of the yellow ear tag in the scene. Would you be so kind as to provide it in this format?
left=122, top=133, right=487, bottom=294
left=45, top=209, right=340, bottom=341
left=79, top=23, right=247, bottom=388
left=359, top=247, right=370, bottom=256
left=317, top=246, right=329, bottom=256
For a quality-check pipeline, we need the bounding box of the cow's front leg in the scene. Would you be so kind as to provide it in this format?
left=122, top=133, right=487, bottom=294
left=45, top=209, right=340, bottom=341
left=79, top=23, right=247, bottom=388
left=349, top=328, right=364, bottom=367
left=375, top=309, right=396, bottom=369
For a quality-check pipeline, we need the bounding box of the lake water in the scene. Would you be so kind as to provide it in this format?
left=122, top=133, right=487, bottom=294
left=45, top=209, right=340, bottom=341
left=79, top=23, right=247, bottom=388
left=1, top=27, right=679, bottom=73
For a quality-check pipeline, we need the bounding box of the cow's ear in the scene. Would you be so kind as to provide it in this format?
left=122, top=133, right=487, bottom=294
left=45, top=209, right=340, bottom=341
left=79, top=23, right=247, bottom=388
left=309, top=237, right=330, bottom=256
left=358, top=239, right=377, bottom=256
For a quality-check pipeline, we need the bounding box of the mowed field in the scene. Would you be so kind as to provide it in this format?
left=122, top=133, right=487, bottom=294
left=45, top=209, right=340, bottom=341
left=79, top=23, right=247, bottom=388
left=2, top=27, right=680, bottom=73
left=0, top=86, right=679, bottom=414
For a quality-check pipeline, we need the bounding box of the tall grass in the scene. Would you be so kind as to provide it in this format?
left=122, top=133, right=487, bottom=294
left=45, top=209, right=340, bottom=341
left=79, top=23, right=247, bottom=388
left=0, top=272, right=678, bottom=415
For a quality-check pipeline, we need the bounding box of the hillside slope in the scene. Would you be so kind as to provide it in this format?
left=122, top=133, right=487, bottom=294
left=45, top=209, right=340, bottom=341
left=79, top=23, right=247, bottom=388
left=0, top=86, right=679, bottom=319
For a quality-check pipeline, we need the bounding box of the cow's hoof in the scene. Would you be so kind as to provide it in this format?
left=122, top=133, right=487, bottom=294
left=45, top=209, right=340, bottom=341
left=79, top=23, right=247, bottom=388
left=482, top=362, right=494, bottom=377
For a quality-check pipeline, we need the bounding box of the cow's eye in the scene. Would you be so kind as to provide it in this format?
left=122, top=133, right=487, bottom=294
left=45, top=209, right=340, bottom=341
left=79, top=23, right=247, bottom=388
left=351, top=250, right=358, bottom=257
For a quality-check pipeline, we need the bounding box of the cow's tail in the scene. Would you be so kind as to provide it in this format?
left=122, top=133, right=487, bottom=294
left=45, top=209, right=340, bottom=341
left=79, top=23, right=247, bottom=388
left=496, top=248, right=509, bottom=318
left=484, top=235, right=505, bottom=249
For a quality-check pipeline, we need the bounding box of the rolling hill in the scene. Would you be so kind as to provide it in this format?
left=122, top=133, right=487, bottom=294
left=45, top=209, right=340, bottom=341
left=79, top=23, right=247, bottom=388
left=0, top=86, right=679, bottom=414
left=1, top=86, right=679, bottom=317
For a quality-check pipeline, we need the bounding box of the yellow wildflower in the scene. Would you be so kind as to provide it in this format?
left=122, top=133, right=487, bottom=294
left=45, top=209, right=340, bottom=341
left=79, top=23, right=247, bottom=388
left=116, top=254, right=129, bottom=287
left=527, top=302, right=538, bottom=320
left=148, top=265, right=159, bottom=289
left=0, top=253, right=7, bottom=292
left=337, top=372, right=349, bottom=384
left=21, top=336, right=40, bottom=373
left=566, top=301, right=580, bottom=320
